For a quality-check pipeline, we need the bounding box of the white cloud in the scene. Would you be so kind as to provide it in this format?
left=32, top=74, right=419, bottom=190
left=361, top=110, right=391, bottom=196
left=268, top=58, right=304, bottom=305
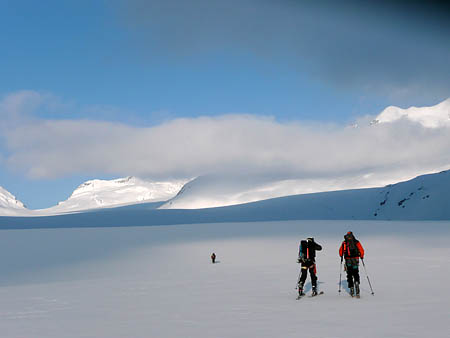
left=1, top=91, right=449, bottom=186
left=0, top=90, right=43, bottom=123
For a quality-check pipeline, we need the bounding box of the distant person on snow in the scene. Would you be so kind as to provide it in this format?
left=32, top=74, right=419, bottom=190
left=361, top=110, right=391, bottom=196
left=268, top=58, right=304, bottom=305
left=339, top=231, right=365, bottom=297
left=211, top=252, right=216, bottom=264
left=297, top=237, right=322, bottom=297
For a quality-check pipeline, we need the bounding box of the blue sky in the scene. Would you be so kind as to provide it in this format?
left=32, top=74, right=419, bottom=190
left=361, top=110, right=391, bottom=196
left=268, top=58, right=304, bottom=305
left=1, top=0, right=449, bottom=209
left=0, top=0, right=384, bottom=122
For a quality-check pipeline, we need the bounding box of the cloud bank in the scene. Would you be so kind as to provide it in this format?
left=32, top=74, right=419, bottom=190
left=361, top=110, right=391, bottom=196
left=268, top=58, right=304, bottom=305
left=1, top=91, right=449, bottom=185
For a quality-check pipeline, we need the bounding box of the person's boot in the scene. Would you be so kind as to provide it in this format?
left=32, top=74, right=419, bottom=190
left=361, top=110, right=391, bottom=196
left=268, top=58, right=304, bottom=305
left=349, top=286, right=355, bottom=297
left=312, top=286, right=318, bottom=296
left=355, top=282, right=360, bottom=298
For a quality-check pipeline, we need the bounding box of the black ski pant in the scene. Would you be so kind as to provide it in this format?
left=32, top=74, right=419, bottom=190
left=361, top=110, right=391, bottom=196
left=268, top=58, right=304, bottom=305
left=345, top=259, right=360, bottom=288
left=299, top=262, right=317, bottom=289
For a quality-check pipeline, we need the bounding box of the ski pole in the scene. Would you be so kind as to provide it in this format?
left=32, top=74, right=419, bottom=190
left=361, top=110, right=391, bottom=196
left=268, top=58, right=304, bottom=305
left=295, top=267, right=302, bottom=289
left=361, top=258, right=374, bottom=295
left=338, top=257, right=343, bottom=293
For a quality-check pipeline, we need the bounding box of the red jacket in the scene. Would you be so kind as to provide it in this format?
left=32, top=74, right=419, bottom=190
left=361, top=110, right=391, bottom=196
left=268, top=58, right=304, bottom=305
left=339, top=240, right=364, bottom=259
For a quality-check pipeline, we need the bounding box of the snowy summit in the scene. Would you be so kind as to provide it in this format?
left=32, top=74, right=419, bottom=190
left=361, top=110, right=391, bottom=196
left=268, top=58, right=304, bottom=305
left=373, top=98, right=450, bottom=128
left=44, top=176, right=187, bottom=213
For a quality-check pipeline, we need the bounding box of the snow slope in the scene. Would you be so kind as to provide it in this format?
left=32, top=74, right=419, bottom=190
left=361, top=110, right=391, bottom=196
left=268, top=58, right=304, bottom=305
left=0, top=186, right=28, bottom=216
left=0, top=220, right=448, bottom=338
left=159, top=174, right=325, bottom=209
left=1, top=169, right=449, bottom=228
left=374, top=97, right=450, bottom=128
left=159, top=172, right=415, bottom=210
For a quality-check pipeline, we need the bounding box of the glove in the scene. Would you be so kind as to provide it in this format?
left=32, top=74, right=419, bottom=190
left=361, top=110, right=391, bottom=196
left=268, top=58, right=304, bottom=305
left=297, top=258, right=301, bottom=263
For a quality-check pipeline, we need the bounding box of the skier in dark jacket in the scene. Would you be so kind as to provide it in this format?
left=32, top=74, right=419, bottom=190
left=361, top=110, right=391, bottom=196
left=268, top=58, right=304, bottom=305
left=339, top=231, right=365, bottom=297
left=211, top=252, right=216, bottom=264
left=297, top=237, right=322, bottom=296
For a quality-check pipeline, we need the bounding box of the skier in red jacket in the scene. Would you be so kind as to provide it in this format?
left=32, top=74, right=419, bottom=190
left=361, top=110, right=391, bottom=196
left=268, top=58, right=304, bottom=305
left=339, top=231, right=365, bottom=297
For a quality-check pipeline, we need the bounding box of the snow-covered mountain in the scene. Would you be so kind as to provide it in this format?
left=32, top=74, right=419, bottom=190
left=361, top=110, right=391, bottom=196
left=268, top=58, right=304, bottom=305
left=158, top=170, right=439, bottom=210
left=159, top=175, right=349, bottom=209
left=373, top=98, right=450, bottom=128
left=0, top=186, right=28, bottom=216
left=159, top=174, right=298, bottom=209
left=43, top=176, right=186, bottom=213
left=0, top=177, right=187, bottom=216
left=1, top=169, right=449, bottom=227
left=228, top=169, right=450, bottom=221
left=227, top=169, right=450, bottom=221
left=1, top=169, right=448, bottom=219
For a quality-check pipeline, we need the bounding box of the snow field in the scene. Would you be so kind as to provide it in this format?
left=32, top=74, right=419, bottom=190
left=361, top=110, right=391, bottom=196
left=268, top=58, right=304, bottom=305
left=0, top=220, right=449, bottom=338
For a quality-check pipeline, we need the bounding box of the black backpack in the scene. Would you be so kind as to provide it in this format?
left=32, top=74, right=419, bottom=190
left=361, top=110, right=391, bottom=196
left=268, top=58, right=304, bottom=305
left=299, top=240, right=308, bottom=258
left=344, top=236, right=360, bottom=258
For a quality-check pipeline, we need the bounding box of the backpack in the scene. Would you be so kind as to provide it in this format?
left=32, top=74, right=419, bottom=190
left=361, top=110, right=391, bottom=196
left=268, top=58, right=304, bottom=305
left=344, top=237, right=360, bottom=258
left=299, top=240, right=308, bottom=259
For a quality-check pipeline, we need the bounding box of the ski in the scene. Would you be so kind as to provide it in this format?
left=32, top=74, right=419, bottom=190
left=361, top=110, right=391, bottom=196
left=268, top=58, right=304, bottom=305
left=296, top=292, right=306, bottom=300
left=297, top=291, right=324, bottom=299
left=308, top=291, right=324, bottom=298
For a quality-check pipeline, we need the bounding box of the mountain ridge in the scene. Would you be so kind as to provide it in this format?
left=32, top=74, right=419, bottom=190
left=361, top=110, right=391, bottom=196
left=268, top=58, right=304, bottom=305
left=1, top=169, right=448, bottom=227
left=0, top=177, right=187, bottom=216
